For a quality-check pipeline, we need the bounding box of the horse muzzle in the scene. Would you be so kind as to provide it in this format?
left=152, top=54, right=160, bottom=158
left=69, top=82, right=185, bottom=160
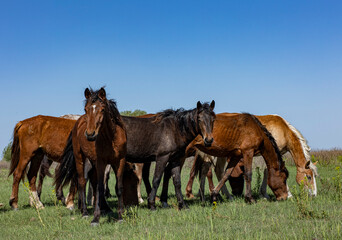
left=85, top=130, right=97, bottom=141
left=204, top=137, right=214, bottom=147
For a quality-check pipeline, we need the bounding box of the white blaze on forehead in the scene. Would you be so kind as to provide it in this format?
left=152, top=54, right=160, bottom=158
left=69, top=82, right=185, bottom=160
left=92, top=105, right=96, bottom=113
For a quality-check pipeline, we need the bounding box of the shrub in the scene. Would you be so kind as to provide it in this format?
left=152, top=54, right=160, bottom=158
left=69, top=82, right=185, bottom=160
left=1, top=141, right=12, bottom=162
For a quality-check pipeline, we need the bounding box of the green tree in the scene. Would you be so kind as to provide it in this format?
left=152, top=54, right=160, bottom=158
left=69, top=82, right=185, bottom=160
left=120, top=109, right=147, bottom=117
left=2, top=141, right=12, bottom=162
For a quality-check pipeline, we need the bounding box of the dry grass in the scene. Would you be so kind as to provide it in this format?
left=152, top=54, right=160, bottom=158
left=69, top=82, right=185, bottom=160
left=0, top=160, right=10, bottom=169
left=310, top=148, right=342, bottom=166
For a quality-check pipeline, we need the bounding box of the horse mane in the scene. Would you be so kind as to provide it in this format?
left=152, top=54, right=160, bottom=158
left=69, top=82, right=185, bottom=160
left=244, top=113, right=287, bottom=175
left=84, top=88, right=125, bottom=129
left=153, top=102, right=213, bottom=135
left=272, top=114, right=317, bottom=175
left=154, top=102, right=213, bottom=123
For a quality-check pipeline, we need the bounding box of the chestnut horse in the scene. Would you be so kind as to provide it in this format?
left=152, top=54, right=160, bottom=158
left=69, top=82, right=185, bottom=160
left=55, top=88, right=128, bottom=226
left=160, top=113, right=289, bottom=205
left=8, top=115, right=78, bottom=210
left=186, top=113, right=318, bottom=200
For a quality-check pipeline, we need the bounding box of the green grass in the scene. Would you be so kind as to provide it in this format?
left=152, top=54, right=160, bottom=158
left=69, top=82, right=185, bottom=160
left=0, top=163, right=341, bottom=240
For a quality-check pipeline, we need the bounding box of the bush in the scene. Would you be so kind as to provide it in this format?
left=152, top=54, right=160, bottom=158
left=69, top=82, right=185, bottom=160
left=1, top=142, right=12, bottom=162
left=120, top=110, right=147, bottom=117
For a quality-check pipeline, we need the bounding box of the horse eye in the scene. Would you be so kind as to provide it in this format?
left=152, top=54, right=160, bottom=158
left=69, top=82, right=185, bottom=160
left=306, top=175, right=312, bottom=181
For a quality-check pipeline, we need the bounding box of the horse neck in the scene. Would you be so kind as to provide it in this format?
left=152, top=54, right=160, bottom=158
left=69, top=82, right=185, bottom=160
left=98, top=111, right=116, bottom=141
left=177, top=110, right=200, bottom=145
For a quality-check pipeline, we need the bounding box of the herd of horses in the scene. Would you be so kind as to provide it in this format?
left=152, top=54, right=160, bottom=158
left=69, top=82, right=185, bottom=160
left=8, top=87, right=318, bottom=226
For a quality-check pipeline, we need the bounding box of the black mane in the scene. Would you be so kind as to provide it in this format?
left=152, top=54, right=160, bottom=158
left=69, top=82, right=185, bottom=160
left=244, top=112, right=288, bottom=176
left=154, top=102, right=213, bottom=136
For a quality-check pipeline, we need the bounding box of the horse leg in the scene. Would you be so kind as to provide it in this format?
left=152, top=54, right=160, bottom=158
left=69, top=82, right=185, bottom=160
left=112, top=158, right=125, bottom=221
left=211, top=156, right=239, bottom=202
left=134, top=163, right=144, bottom=204
left=199, top=161, right=211, bottom=202
left=207, top=168, right=215, bottom=193
left=259, top=168, right=270, bottom=199
left=104, top=165, right=112, bottom=198
left=75, top=155, right=88, bottom=217
left=160, top=163, right=172, bottom=208
left=91, top=162, right=107, bottom=226
left=185, top=152, right=200, bottom=198
left=148, top=155, right=169, bottom=211
left=170, top=161, right=187, bottom=209
left=242, top=150, right=255, bottom=203
left=228, top=160, right=245, bottom=197
left=37, top=156, right=53, bottom=200
left=213, top=157, right=233, bottom=200
left=27, top=153, right=44, bottom=209
left=142, top=162, right=152, bottom=198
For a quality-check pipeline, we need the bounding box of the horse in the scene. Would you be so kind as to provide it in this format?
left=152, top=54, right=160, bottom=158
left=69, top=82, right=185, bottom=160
left=8, top=115, right=77, bottom=210
left=185, top=113, right=318, bottom=200
left=54, top=87, right=130, bottom=226
left=159, top=113, right=289, bottom=205
left=56, top=100, right=216, bottom=212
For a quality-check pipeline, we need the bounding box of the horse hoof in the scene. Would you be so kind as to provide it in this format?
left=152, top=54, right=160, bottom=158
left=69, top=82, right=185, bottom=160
left=67, top=206, right=75, bottom=211
left=90, top=222, right=99, bottom=227
left=117, top=219, right=124, bottom=224
left=161, top=202, right=169, bottom=208
left=82, top=215, right=89, bottom=219
left=13, top=207, right=19, bottom=211
left=180, top=204, right=189, bottom=210
left=149, top=206, right=156, bottom=211
left=245, top=198, right=256, bottom=204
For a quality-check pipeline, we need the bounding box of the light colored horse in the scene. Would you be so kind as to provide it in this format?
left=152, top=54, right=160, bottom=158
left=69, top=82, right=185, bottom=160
left=185, top=113, right=318, bottom=200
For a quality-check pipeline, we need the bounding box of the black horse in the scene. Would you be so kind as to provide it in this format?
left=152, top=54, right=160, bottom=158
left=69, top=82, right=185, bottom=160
left=122, top=100, right=216, bottom=210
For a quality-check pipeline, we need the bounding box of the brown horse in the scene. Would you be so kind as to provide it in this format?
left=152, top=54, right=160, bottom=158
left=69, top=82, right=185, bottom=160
left=55, top=87, right=128, bottom=226
left=186, top=113, right=318, bottom=200
left=56, top=100, right=216, bottom=212
left=181, top=113, right=289, bottom=203
left=8, top=115, right=77, bottom=210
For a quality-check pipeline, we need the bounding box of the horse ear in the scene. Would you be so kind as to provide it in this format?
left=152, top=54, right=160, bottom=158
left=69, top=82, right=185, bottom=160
left=98, top=88, right=106, bottom=100
left=197, top=101, right=203, bottom=111
left=84, top=88, right=91, bottom=99
left=313, top=161, right=318, bottom=165
left=210, top=100, right=215, bottom=111
left=305, top=161, right=310, bottom=169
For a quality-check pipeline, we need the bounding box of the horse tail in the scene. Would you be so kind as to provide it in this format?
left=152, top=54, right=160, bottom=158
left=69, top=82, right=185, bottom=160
left=8, top=122, right=23, bottom=176
left=54, top=132, right=77, bottom=190
left=248, top=114, right=286, bottom=173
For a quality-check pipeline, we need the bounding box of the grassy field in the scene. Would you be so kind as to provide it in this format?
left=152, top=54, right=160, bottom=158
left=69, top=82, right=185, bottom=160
left=0, top=156, right=341, bottom=240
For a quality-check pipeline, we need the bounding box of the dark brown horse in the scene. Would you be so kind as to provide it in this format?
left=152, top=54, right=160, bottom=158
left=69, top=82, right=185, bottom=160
left=8, top=115, right=77, bottom=210
left=55, top=88, right=129, bottom=226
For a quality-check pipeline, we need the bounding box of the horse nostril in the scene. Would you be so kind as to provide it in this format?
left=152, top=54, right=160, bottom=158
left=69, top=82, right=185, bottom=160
left=205, top=138, right=213, bottom=144
left=85, top=130, right=96, bottom=139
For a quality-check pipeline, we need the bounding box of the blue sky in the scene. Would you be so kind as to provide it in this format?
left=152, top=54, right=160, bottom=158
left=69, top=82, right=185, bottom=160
left=0, top=0, right=341, bottom=155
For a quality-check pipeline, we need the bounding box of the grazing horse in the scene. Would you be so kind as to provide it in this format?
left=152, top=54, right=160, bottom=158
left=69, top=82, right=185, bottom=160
left=160, top=113, right=289, bottom=205
left=55, top=87, right=128, bottom=226
left=8, top=115, right=77, bottom=210
left=185, top=113, right=318, bottom=200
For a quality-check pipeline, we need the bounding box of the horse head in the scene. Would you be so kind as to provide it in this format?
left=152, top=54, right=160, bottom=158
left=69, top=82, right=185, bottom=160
left=84, top=87, right=108, bottom=141
left=296, top=161, right=318, bottom=197
left=196, top=100, right=216, bottom=147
